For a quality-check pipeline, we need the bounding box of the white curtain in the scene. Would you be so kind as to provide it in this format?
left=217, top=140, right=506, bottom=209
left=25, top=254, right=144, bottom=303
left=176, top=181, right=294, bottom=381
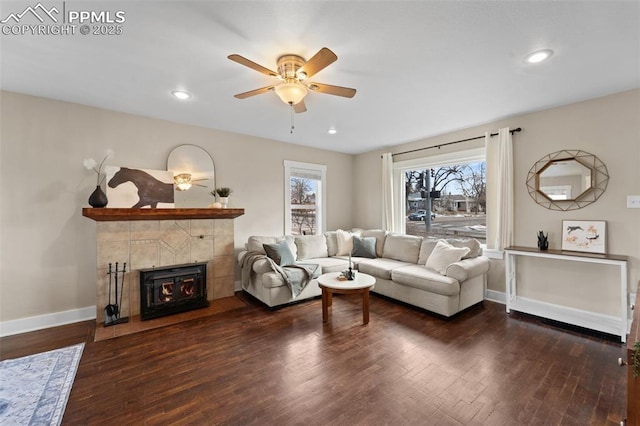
left=485, top=127, right=514, bottom=250
left=381, top=153, right=395, bottom=232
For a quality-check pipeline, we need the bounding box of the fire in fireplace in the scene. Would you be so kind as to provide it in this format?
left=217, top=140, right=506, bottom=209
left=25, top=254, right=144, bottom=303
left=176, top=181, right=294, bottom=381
left=139, top=262, right=208, bottom=320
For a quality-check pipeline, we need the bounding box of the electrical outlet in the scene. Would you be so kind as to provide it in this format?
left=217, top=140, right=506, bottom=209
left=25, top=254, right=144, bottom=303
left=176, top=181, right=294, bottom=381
left=627, top=195, right=640, bottom=208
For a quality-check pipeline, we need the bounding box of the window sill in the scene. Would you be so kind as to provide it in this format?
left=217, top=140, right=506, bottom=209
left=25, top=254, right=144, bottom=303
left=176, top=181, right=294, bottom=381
left=481, top=245, right=504, bottom=260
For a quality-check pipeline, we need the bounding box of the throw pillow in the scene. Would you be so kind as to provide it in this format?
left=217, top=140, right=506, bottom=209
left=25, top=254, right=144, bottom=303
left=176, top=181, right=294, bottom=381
left=351, top=236, right=377, bottom=258
left=336, top=229, right=355, bottom=256
left=294, top=234, right=329, bottom=260
left=247, top=236, right=283, bottom=254
left=263, top=240, right=295, bottom=266
left=425, top=240, right=471, bottom=275
left=324, top=231, right=339, bottom=257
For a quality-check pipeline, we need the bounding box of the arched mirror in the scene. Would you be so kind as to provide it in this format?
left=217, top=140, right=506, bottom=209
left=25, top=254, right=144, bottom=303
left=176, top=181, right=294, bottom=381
left=526, top=150, right=608, bottom=211
left=167, top=144, right=215, bottom=207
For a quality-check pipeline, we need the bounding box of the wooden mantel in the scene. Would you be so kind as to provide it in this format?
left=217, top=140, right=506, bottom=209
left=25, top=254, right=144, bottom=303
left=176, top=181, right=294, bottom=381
left=82, top=208, right=244, bottom=221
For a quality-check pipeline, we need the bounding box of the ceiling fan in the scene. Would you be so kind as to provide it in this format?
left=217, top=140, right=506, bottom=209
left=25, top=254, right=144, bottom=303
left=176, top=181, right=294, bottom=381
left=228, top=47, right=356, bottom=113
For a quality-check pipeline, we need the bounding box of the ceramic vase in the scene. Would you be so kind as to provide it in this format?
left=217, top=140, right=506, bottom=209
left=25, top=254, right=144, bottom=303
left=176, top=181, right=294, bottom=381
left=88, top=185, right=108, bottom=208
left=219, top=196, right=229, bottom=208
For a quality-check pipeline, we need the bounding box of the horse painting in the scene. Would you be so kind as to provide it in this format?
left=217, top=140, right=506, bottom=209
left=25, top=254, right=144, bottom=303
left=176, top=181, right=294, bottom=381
left=108, top=167, right=174, bottom=208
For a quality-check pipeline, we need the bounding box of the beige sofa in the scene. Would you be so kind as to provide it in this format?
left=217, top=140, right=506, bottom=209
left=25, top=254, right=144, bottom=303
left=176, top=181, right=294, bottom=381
left=238, top=230, right=490, bottom=317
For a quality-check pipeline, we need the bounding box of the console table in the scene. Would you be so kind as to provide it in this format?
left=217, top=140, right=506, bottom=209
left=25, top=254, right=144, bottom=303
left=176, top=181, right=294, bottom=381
left=505, top=246, right=629, bottom=342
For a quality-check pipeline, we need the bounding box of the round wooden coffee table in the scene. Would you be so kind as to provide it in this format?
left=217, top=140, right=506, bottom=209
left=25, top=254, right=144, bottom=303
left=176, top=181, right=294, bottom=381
left=317, top=271, right=376, bottom=324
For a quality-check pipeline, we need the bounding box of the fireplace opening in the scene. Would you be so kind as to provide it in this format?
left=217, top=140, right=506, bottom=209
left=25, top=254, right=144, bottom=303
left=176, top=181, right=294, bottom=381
left=139, top=262, right=208, bottom=320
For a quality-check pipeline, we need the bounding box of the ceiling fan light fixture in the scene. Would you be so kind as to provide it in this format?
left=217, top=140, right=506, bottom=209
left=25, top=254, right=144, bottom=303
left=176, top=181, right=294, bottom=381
left=274, top=82, right=308, bottom=105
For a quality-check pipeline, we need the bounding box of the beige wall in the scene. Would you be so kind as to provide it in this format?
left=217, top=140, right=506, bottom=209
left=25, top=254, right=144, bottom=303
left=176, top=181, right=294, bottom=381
left=2, top=89, right=639, bottom=324
left=0, top=91, right=354, bottom=322
left=354, top=89, right=640, bottom=313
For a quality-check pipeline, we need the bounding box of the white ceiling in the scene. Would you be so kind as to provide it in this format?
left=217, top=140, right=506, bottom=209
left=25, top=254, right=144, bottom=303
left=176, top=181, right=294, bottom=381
left=1, top=1, right=639, bottom=154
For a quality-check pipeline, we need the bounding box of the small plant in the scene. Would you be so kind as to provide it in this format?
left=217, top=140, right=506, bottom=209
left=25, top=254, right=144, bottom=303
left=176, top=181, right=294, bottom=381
left=537, top=231, right=549, bottom=250
left=633, top=341, right=640, bottom=378
left=213, top=187, right=233, bottom=197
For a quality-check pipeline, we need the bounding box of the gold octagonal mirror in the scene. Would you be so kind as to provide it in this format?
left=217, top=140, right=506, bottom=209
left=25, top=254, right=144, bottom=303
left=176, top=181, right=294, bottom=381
left=526, top=150, right=608, bottom=211
left=537, top=158, right=592, bottom=201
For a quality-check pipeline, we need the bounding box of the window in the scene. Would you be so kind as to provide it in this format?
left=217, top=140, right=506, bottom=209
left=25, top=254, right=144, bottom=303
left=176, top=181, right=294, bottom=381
left=284, top=160, right=326, bottom=236
left=394, top=148, right=486, bottom=243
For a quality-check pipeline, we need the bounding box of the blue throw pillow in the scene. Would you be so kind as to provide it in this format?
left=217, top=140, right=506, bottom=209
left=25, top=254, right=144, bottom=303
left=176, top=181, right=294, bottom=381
left=351, top=236, right=377, bottom=259
left=263, top=240, right=295, bottom=266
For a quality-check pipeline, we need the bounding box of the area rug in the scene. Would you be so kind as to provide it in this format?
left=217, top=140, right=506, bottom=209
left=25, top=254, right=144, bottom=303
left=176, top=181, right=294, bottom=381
left=0, top=343, right=84, bottom=426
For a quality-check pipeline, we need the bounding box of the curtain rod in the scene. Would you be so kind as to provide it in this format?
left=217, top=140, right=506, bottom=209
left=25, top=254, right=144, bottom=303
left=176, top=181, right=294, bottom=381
left=389, top=127, right=522, bottom=158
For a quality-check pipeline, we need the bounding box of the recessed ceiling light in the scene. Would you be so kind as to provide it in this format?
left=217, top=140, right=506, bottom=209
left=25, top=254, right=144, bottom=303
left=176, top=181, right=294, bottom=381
left=524, top=49, right=554, bottom=64
left=171, top=90, right=192, bottom=100
left=328, top=128, right=337, bottom=135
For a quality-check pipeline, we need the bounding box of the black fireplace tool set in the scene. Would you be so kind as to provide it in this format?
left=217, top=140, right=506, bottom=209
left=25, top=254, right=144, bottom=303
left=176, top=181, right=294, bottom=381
left=104, top=262, right=129, bottom=327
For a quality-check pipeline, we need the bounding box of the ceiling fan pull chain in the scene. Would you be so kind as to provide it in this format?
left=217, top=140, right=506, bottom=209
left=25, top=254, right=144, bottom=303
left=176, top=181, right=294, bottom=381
left=290, top=103, right=295, bottom=134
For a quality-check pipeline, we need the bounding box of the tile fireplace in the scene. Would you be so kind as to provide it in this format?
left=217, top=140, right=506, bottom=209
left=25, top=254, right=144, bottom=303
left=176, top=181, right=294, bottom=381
left=83, top=208, right=244, bottom=326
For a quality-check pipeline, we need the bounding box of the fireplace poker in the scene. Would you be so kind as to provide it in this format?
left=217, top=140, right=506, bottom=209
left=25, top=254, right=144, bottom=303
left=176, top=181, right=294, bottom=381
left=113, top=262, right=120, bottom=319
left=118, top=262, right=127, bottom=316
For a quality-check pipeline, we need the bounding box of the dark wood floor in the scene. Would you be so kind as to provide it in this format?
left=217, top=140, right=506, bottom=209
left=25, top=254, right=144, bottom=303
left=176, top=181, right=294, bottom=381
left=0, top=292, right=627, bottom=425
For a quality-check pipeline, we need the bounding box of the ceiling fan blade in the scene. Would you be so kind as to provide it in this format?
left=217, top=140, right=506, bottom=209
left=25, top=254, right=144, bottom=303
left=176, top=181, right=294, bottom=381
left=228, top=54, right=279, bottom=78
left=234, top=85, right=275, bottom=99
left=293, top=100, right=307, bottom=114
left=307, top=82, right=356, bottom=98
left=298, top=48, right=337, bottom=78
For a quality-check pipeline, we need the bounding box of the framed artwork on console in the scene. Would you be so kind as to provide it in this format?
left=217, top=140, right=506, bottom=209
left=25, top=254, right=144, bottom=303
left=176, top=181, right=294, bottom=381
left=561, top=220, right=606, bottom=254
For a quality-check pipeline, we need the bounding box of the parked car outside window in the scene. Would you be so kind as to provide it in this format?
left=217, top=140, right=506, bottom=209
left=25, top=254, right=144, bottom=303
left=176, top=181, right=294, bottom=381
left=408, top=210, right=436, bottom=221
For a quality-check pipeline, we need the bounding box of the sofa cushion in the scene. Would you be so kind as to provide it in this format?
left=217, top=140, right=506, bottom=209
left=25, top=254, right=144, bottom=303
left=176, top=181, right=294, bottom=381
left=417, top=237, right=440, bottom=265
left=391, top=265, right=460, bottom=296
left=324, top=231, right=339, bottom=256
left=446, top=238, right=482, bottom=259
left=425, top=240, right=470, bottom=275
left=351, top=236, right=377, bottom=258
left=382, top=234, right=422, bottom=263
left=306, top=257, right=349, bottom=274
left=263, top=240, right=295, bottom=266
left=358, top=258, right=414, bottom=280
left=295, top=234, right=328, bottom=260
left=361, top=229, right=387, bottom=257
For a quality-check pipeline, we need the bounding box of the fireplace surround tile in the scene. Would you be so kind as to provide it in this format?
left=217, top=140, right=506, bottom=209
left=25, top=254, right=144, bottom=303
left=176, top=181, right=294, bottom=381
left=97, top=241, right=129, bottom=267
left=131, top=221, right=161, bottom=241
left=97, top=222, right=129, bottom=242
left=160, top=222, right=191, bottom=250
left=190, top=237, right=214, bottom=263
left=190, top=219, right=214, bottom=237
left=130, top=241, right=160, bottom=270
left=212, top=276, right=235, bottom=298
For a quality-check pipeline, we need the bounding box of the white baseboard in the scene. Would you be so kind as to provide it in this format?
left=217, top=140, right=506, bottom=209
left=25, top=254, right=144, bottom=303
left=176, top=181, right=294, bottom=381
left=484, top=289, right=506, bottom=304
left=0, top=306, right=96, bottom=337
left=509, top=296, right=624, bottom=340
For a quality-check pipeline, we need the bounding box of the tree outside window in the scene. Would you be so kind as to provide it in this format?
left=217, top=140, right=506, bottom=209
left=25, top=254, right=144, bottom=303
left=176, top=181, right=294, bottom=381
left=405, top=161, right=486, bottom=242
left=290, top=177, right=318, bottom=235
